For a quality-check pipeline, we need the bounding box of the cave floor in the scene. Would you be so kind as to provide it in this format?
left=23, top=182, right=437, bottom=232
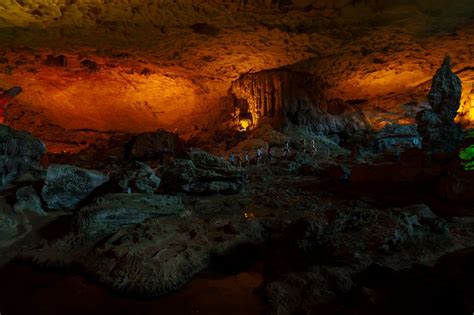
left=0, top=165, right=473, bottom=315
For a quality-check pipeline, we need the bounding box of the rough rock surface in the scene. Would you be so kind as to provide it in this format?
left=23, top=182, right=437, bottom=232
left=230, top=69, right=370, bottom=134
left=376, top=124, right=421, bottom=152
left=79, top=216, right=263, bottom=296
left=0, top=212, right=18, bottom=241
left=117, top=161, right=161, bottom=193
left=28, top=215, right=264, bottom=296
left=416, top=57, right=464, bottom=153
left=161, top=149, right=244, bottom=194
left=263, top=204, right=454, bottom=313
left=41, top=165, right=109, bottom=210
left=125, top=130, right=185, bottom=161
left=75, top=193, right=185, bottom=240
left=0, top=125, right=45, bottom=189
left=13, top=186, right=46, bottom=216
left=1, top=1, right=474, bottom=137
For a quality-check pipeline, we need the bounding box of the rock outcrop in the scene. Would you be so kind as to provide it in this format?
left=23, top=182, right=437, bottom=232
left=161, top=149, right=244, bottom=194
left=41, top=165, right=109, bottom=210
left=229, top=69, right=369, bottom=134
left=376, top=124, right=421, bottom=152
left=0, top=125, right=45, bottom=189
left=117, top=161, right=161, bottom=193
left=416, top=57, right=463, bottom=154
left=75, top=193, right=185, bottom=240
left=13, top=185, right=46, bottom=216
left=263, top=204, right=453, bottom=313
left=27, top=215, right=264, bottom=296
left=125, top=130, right=185, bottom=161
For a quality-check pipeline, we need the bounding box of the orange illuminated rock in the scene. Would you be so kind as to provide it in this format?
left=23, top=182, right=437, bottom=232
left=0, top=0, right=472, bottom=145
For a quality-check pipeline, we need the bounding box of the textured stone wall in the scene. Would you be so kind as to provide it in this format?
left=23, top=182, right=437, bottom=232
left=230, top=69, right=326, bottom=127
left=229, top=69, right=369, bottom=134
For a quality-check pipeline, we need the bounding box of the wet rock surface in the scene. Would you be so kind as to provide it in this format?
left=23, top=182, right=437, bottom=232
left=41, top=165, right=109, bottom=210
left=0, top=125, right=45, bottom=189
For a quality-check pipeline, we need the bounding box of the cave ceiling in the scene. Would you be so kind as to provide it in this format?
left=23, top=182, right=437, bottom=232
left=0, top=0, right=474, bottom=140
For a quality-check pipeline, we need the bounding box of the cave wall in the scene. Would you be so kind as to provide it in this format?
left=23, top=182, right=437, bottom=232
left=230, top=70, right=325, bottom=126
left=229, top=69, right=369, bottom=134
left=0, top=0, right=473, bottom=144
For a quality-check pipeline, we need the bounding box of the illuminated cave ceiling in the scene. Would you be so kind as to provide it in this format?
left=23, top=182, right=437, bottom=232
left=0, top=0, right=474, bottom=144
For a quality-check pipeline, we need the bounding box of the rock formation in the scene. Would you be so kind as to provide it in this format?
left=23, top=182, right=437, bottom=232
left=416, top=57, right=464, bottom=153
left=75, top=193, right=185, bottom=240
left=263, top=204, right=453, bottom=313
left=117, top=161, right=161, bottom=194
left=229, top=69, right=369, bottom=134
left=41, top=165, right=109, bottom=210
left=376, top=124, right=421, bottom=152
left=0, top=125, right=45, bottom=189
left=161, top=149, right=244, bottom=194
left=13, top=186, right=46, bottom=216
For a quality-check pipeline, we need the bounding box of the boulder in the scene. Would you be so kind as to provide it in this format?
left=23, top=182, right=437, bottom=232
left=416, top=57, right=464, bottom=153
left=125, top=130, right=185, bottom=161
left=0, top=125, right=46, bottom=189
left=75, top=193, right=185, bottom=240
left=376, top=124, right=421, bottom=152
left=14, top=186, right=46, bottom=216
left=161, top=149, right=244, bottom=194
left=41, top=165, right=109, bottom=210
left=117, top=161, right=161, bottom=193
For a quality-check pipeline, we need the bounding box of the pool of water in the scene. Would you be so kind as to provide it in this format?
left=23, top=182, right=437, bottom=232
left=0, top=263, right=265, bottom=315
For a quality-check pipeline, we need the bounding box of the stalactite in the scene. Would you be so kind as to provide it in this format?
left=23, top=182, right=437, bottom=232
left=229, top=69, right=369, bottom=134
left=229, top=69, right=327, bottom=128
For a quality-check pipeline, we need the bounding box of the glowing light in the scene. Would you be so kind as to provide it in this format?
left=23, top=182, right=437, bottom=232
left=457, top=87, right=474, bottom=127
left=239, top=119, right=251, bottom=132
left=244, top=212, right=255, bottom=220
left=397, top=118, right=413, bottom=125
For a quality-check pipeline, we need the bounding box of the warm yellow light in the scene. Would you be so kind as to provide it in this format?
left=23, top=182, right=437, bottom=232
left=456, top=87, right=474, bottom=127
left=244, top=212, right=255, bottom=220
left=397, top=118, right=412, bottom=125
left=239, top=119, right=251, bottom=131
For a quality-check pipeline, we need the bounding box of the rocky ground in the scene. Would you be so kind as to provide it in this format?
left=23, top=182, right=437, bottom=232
left=0, top=123, right=473, bottom=314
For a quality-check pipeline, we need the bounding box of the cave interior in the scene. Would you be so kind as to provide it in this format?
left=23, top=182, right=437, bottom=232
left=0, top=1, right=473, bottom=315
